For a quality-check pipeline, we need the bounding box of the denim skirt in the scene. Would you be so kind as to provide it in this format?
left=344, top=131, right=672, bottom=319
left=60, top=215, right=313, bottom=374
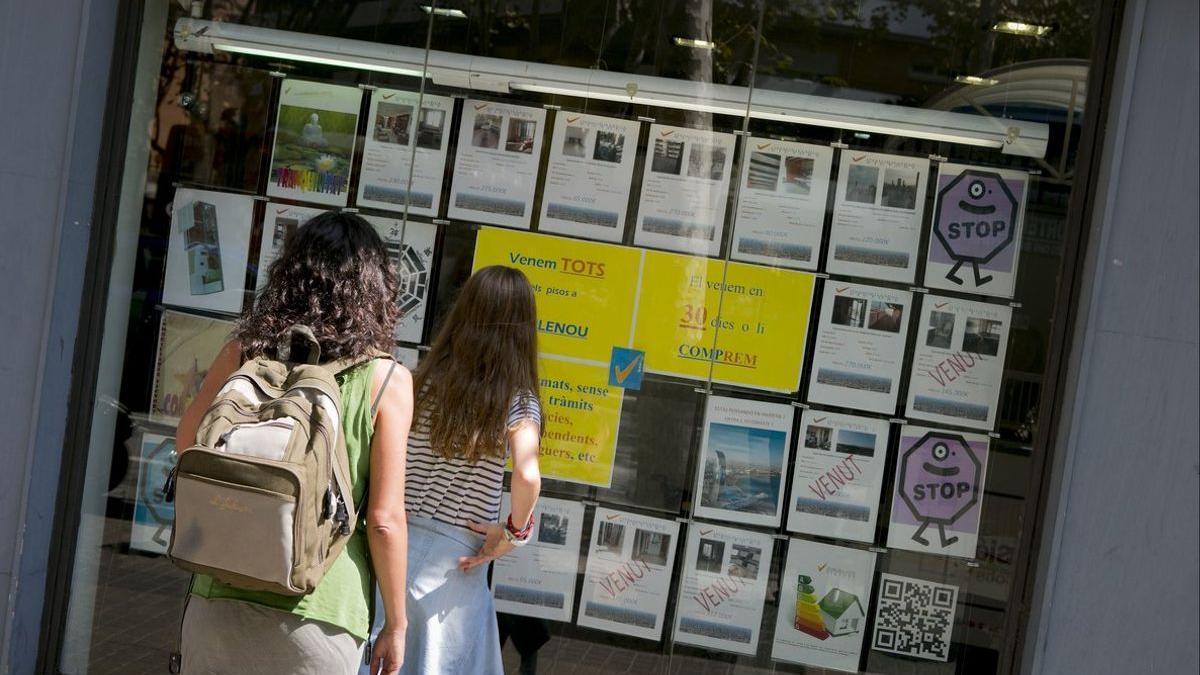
left=365, top=515, right=503, bottom=675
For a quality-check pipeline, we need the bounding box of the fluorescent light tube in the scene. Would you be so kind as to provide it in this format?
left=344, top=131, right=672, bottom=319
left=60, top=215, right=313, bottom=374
left=992, top=20, right=1054, bottom=37
left=955, top=75, right=1000, bottom=86
left=419, top=6, right=467, bottom=19
left=211, top=42, right=428, bottom=79
left=673, top=37, right=716, bottom=49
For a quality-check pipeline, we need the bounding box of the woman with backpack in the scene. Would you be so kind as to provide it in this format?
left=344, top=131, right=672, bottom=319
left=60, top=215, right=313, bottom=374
left=399, top=264, right=543, bottom=674
left=174, top=211, right=414, bottom=674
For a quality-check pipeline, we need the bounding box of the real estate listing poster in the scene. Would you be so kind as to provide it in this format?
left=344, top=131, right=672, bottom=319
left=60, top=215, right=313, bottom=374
left=536, top=356, right=621, bottom=487
left=448, top=100, right=546, bottom=229
left=266, top=80, right=362, bottom=207
left=672, top=524, right=775, bottom=656
left=787, top=410, right=889, bottom=543
left=472, top=227, right=641, bottom=364
left=577, top=507, right=680, bottom=640
left=693, top=396, right=793, bottom=528
left=633, top=250, right=815, bottom=392
left=356, top=89, right=454, bottom=217
left=255, top=202, right=324, bottom=291
left=923, top=163, right=1029, bottom=298
left=806, top=282, right=913, bottom=414
left=771, top=538, right=877, bottom=672
left=149, top=310, right=236, bottom=423
left=731, top=137, right=834, bottom=270
left=491, top=494, right=586, bottom=622
left=905, top=295, right=1011, bottom=430
left=827, top=151, right=930, bottom=283
left=162, top=188, right=255, bottom=314
left=538, top=112, right=641, bottom=242
left=366, top=215, right=437, bottom=344
left=634, top=124, right=736, bottom=257
left=871, top=573, right=958, bottom=662
left=130, top=432, right=177, bottom=554
left=886, top=425, right=989, bottom=559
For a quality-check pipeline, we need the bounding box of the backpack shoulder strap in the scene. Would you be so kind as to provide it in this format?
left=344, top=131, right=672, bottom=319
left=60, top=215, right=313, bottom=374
left=325, top=348, right=395, bottom=376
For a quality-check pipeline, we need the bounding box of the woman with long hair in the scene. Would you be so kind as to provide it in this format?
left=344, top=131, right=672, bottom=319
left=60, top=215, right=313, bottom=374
left=175, top=212, right=414, bottom=674
left=400, top=265, right=543, bottom=674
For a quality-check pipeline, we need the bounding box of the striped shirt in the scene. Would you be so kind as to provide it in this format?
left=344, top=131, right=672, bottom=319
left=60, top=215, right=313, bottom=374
left=404, top=392, right=541, bottom=528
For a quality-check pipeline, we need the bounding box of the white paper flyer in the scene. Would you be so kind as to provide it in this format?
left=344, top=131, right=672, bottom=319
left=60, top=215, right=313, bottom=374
left=266, top=80, right=362, bottom=207
left=163, top=188, right=255, bottom=315
left=672, top=523, right=774, bottom=655
left=827, top=151, right=929, bottom=283
left=787, top=410, right=889, bottom=543
left=491, top=494, right=586, bottom=622
left=130, top=432, right=177, bottom=554
left=365, top=216, right=437, bottom=344
left=538, top=112, right=641, bottom=242
left=633, top=124, right=736, bottom=256
left=577, top=507, right=680, bottom=640
left=255, top=202, right=324, bottom=291
left=923, top=162, right=1030, bottom=298
left=731, top=137, right=834, bottom=270
left=771, top=539, right=876, bottom=672
left=448, top=100, right=546, bottom=229
left=886, top=425, right=990, bottom=559
left=693, top=395, right=793, bottom=528
left=807, top=282, right=913, bottom=414
left=356, top=88, right=454, bottom=217
left=905, top=295, right=1011, bottom=430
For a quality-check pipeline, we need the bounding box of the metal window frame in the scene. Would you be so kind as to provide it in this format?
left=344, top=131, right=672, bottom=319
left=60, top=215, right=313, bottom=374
left=35, top=0, right=147, bottom=672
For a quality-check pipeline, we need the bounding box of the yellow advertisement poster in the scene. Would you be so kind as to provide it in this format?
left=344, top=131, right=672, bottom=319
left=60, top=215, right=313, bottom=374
left=632, top=251, right=816, bottom=392
left=536, top=356, right=622, bottom=487
left=473, top=227, right=642, bottom=364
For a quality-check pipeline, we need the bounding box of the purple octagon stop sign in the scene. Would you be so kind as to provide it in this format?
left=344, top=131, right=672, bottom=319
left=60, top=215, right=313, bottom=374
left=932, top=169, right=1019, bottom=286
left=898, top=431, right=981, bottom=548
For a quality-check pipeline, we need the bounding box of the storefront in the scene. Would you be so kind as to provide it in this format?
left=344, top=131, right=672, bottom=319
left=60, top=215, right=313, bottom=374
left=19, top=0, right=1157, bottom=673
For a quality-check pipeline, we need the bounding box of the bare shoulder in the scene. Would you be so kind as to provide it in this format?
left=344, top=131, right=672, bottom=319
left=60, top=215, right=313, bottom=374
left=371, top=359, right=413, bottom=407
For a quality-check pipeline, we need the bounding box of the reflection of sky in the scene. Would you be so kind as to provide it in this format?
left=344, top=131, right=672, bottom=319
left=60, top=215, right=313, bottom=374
left=709, top=422, right=785, bottom=469
left=839, top=430, right=876, bottom=450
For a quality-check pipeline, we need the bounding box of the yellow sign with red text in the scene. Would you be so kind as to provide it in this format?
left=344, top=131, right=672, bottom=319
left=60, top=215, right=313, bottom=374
left=632, top=250, right=815, bottom=392
left=473, top=227, right=815, bottom=393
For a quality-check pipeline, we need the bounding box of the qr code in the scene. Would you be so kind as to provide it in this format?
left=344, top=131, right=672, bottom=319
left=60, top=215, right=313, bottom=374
left=871, top=573, right=957, bottom=662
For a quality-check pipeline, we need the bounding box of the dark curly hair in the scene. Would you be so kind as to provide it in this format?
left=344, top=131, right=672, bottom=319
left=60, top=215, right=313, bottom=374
left=236, top=211, right=399, bottom=362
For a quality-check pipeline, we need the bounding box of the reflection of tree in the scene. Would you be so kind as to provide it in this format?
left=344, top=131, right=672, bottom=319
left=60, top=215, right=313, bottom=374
left=879, top=0, right=1094, bottom=75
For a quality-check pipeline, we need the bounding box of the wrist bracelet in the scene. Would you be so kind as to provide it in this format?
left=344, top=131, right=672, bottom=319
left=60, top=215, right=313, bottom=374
left=505, top=513, right=534, bottom=541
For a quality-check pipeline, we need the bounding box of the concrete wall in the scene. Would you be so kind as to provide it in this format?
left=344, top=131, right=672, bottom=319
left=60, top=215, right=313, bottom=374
left=0, top=0, right=116, bottom=671
left=1026, top=0, right=1200, bottom=672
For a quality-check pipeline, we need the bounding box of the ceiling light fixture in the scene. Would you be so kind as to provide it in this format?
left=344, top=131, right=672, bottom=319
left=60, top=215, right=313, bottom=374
left=673, top=37, right=716, bottom=50
left=419, top=6, right=467, bottom=19
left=955, top=75, right=1001, bottom=86
left=992, top=20, right=1054, bottom=37
left=174, top=18, right=1049, bottom=157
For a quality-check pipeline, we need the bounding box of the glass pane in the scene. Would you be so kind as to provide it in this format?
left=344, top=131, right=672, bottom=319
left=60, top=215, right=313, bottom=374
left=54, top=0, right=1101, bottom=673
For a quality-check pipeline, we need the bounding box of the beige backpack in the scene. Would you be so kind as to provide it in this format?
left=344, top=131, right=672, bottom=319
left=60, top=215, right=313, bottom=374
left=166, top=326, right=391, bottom=595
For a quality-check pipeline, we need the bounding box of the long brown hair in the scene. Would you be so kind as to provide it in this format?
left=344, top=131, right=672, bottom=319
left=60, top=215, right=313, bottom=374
left=236, top=211, right=399, bottom=361
left=414, top=265, right=540, bottom=461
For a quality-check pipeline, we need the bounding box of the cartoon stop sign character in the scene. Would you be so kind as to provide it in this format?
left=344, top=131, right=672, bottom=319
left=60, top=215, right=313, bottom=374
left=898, top=431, right=981, bottom=548
left=932, top=169, right=1019, bottom=286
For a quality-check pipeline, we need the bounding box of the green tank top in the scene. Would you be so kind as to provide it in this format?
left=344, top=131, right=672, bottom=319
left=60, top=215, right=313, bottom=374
left=189, top=361, right=378, bottom=640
